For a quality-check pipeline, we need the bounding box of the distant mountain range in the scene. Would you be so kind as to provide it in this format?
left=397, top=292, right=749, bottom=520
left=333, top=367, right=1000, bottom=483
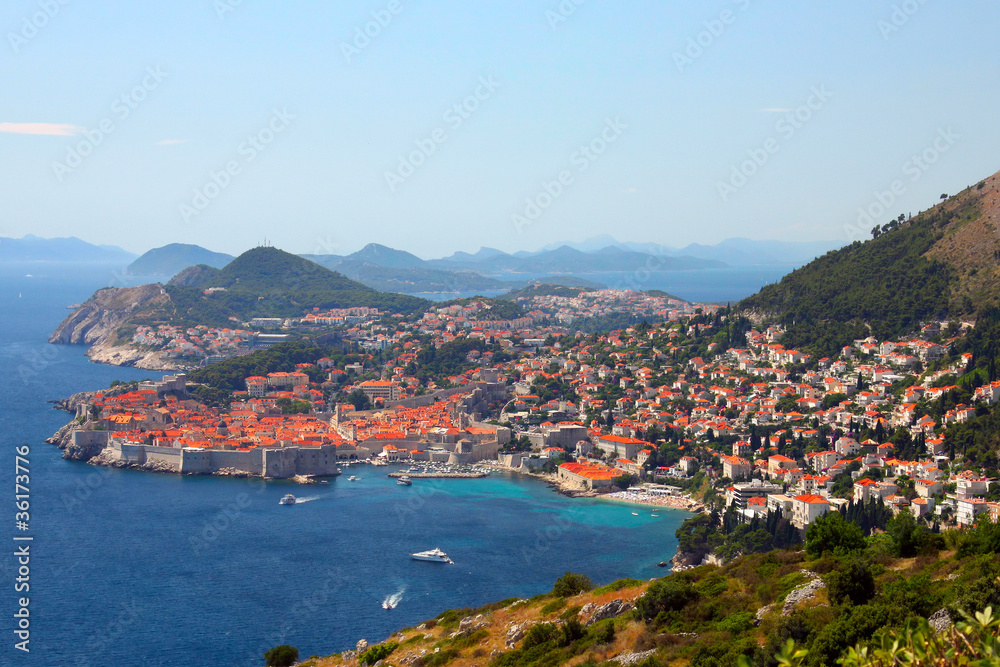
left=302, top=242, right=729, bottom=293
left=0, top=235, right=135, bottom=263
left=3, top=234, right=843, bottom=296
left=535, top=235, right=843, bottom=267
left=126, top=243, right=234, bottom=276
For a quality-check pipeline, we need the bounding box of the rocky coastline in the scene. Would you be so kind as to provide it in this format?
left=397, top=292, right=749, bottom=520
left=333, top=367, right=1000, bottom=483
left=48, top=283, right=191, bottom=371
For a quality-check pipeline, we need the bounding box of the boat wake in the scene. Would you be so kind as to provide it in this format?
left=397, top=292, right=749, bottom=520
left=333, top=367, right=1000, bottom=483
left=382, top=587, right=405, bottom=610
left=294, top=495, right=321, bottom=503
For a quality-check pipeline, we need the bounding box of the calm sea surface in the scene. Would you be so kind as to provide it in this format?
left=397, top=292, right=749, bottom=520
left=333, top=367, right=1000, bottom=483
left=0, top=263, right=691, bottom=666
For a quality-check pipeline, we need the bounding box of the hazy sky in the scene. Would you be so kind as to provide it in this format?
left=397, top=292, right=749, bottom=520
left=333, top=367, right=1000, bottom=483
left=2, top=1, right=998, bottom=258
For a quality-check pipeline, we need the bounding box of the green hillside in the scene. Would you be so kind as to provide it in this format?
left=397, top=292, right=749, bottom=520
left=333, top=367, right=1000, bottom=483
left=738, top=168, right=1000, bottom=356
left=296, top=516, right=1000, bottom=667
left=136, top=246, right=430, bottom=327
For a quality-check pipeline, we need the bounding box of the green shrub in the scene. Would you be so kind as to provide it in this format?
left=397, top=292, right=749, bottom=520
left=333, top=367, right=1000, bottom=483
left=559, top=605, right=582, bottom=622
left=695, top=574, right=729, bottom=597
left=552, top=572, right=593, bottom=598
left=637, top=577, right=699, bottom=621
left=594, top=620, right=615, bottom=644
left=593, top=578, right=644, bottom=595
left=805, top=512, right=866, bottom=558
left=717, top=611, right=756, bottom=634
left=421, top=647, right=459, bottom=667
left=358, top=641, right=398, bottom=665
left=540, top=597, right=567, bottom=615
left=453, top=629, right=489, bottom=650
left=263, top=645, right=298, bottom=667
left=522, top=622, right=558, bottom=650
left=826, top=559, right=876, bottom=606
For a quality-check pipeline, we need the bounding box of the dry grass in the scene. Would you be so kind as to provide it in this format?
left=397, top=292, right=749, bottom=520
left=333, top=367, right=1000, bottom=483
left=312, top=582, right=653, bottom=667
left=924, top=169, right=1000, bottom=313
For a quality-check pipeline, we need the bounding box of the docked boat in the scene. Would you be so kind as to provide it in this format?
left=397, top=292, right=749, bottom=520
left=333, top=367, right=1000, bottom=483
left=397, top=475, right=412, bottom=486
left=410, top=548, right=453, bottom=564
left=279, top=494, right=296, bottom=505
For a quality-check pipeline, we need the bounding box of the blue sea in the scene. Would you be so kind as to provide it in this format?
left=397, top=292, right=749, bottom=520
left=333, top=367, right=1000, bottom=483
left=0, top=263, right=692, bottom=666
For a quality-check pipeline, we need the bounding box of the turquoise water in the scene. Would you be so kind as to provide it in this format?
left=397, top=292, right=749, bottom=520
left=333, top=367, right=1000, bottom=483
left=0, top=263, right=688, bottom=666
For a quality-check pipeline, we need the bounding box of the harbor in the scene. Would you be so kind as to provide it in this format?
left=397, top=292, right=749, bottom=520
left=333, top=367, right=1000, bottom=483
left=387, top=463, right=491, bottom=479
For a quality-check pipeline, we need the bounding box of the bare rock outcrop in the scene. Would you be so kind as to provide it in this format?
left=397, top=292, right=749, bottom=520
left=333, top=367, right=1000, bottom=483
left=50, top=284, right=168, bottom=345
left=585, top=599, right=635, bottom=626
left=782, top=572, right=825, bottom=615
left=505, top=620, right=535, bottom=648
left=48, top=284, right=191, bottom=371
left=614, top=649, right=657, bottom=665
left=928, top=608, right=952, bottom=632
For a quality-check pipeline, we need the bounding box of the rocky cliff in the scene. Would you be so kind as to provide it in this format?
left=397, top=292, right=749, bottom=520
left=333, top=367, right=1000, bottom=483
left=49, top=284, right=167, bottom=345
left=48, top=284, right=191, bottom=370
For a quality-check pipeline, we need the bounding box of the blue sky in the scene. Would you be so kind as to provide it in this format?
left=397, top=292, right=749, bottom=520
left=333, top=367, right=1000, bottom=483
left=1, top=0, right=998, bottom=258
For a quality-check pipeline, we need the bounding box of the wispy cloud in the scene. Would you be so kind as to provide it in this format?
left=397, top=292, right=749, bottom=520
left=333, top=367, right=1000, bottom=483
left=758, top=108, right=792, bottom=113
left=0, top=122, right=84, bottom=136
left=155, top=139, right=189, bottom=146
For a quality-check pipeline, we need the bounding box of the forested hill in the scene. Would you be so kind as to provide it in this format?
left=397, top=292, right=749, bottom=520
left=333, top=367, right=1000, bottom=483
left=738, top=167, right=1000, bottom=356
left=161, top=246, right=430, bottom=323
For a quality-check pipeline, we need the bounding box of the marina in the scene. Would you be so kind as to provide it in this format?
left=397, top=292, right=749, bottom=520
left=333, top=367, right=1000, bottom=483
left=388, top=463, right=492, bottom=479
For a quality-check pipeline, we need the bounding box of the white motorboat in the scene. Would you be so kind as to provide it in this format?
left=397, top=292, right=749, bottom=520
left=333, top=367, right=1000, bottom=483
left=397, top=476, right=412, bottom=486
left=410, top=548, right=453, bottom=564
left=348, top=475, right=357, bottom=481
left=279, top=494, right=297, bottom=505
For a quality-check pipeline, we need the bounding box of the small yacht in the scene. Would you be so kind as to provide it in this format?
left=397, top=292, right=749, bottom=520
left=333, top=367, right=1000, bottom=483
left=279, top=494, right=297, bottom=505
left=631, top=511, right=639, bottom=516
left=396, top=475, right=412, bottom=486
left=348, top=475, right=357, bottom=482
left=410, top=548, right=453, bottom=564
left=318, top=480, right=329, bottom=485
